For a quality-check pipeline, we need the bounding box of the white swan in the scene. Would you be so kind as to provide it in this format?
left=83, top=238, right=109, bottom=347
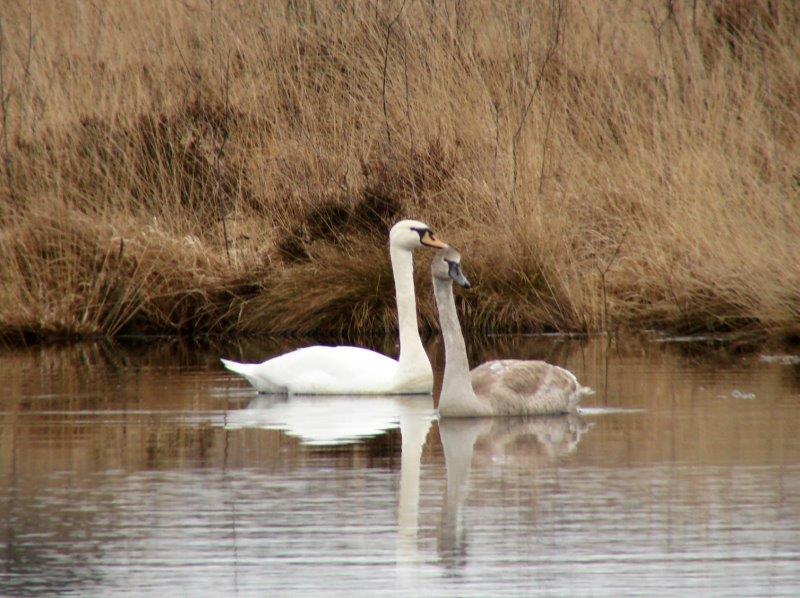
left=431, top=248, right=592, bottom=417
left=221, top=220, right=448, bottom=394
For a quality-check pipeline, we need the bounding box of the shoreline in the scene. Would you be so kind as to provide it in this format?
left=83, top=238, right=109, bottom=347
left=1, top=2, right=798, bottom=345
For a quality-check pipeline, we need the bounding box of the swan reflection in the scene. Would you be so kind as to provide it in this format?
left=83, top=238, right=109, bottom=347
left=218, top=395, right=590, bottom=575
left=437, top=414, right=591, bottom=569
left=220, top=393, right=434, bottom=571
left=223, top=394, right=434, bottom=446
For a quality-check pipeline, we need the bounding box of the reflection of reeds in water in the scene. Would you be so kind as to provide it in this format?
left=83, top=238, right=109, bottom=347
left=561, top=336, right=800, bottom=467
left=1, top=337, right=798, bottom=590
left=1, top=336, right=797, bottom=481
left=0, top=2, right=798, bottom=340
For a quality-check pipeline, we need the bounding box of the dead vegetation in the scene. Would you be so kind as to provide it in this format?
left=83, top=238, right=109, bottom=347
left=0, top=0, right=798, bottom=342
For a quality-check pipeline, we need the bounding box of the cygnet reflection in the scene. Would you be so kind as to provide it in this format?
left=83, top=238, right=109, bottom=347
left=437, top=414, right=592, bottom=570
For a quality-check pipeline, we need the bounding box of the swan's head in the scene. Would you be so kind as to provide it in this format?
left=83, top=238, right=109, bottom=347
left=432, top=247, right=471, bottom=289
left=389, top=219, right=448, bottom=251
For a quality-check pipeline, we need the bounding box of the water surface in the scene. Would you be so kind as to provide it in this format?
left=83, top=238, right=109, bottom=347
left=1, top=336, right=799, bottom=596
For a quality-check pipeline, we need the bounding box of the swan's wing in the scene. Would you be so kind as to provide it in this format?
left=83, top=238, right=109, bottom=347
left=470, top=359, right=544, bottom=396
left=470, top=359, right=581, bottom=415
left=227, top=346, right=400, bottom=394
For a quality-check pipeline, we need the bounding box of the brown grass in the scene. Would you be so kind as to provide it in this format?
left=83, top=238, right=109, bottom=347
left=0, top=0, right=798, bottom=341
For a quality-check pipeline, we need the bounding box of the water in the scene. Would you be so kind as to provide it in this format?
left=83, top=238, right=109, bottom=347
left=1, top=336, right=799, bottom=596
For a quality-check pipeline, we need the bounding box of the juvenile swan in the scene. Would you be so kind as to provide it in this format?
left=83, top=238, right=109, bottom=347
left=432, top=248, right=592, bottom=417
left=221, top=220, right=448, bottom=394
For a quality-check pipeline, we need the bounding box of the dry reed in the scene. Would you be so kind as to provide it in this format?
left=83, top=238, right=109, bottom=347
left=0, top=0, right=798, bottom=341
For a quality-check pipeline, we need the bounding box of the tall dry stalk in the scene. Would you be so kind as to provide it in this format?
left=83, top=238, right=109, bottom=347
left=0, top=0, right=797, bottom=341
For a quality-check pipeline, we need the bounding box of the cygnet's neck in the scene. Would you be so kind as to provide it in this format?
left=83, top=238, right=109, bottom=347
left=391, top=244, right=431, bottom=383
left=433, top=278, right=486, bottom=416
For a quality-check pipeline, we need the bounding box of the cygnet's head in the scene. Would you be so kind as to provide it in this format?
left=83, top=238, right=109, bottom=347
left=389, top=219, right=448, bottom=251
left=432, top=247, right=471, bottom=289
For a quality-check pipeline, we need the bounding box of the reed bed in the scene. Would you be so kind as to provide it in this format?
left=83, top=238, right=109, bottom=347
left=0, top=0, right=798, bottom=341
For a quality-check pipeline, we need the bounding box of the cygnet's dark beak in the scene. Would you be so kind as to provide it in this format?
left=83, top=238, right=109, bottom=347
left=448, top=260, right=471, bottom=289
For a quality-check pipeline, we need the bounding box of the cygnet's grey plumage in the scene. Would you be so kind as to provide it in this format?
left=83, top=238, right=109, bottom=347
left=431, top=247, right=592, bottom=417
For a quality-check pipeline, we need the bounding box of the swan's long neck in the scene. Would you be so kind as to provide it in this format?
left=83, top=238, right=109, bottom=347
left=391, top=245, right=431, bottom=385
left=433, top=278, right=485, bottom=416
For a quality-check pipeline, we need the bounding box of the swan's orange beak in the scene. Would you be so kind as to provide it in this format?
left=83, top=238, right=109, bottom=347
left=420, top=230, right=448, bottom=249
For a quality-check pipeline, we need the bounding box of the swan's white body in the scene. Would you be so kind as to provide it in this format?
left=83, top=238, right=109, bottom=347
left=221, top=346, right=418, bottom=395
left=432, top=249, right=592, bottom=417
left=221, top=220, right=446, bottom=395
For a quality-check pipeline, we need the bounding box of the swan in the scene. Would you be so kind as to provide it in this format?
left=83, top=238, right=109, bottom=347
left=431, top=247, right=592, bottom=417
left=221, top=220, right=448, bottom=394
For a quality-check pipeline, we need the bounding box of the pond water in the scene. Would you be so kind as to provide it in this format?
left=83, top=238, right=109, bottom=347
left=1, top=335, right=799, bottom=596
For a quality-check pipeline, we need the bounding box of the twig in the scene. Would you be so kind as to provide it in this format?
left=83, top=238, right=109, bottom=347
left=538, top=102, right=555, bottom=194
left=644, top=3, right=670, bottom=99
left=595, top=228, right=629, bottom=334
left=215, top=52, right=232, bottom=265
left=209, top=0, right=231, bottom=265
left=490, top=98, right=501, bottom=210
left=24, top=0, right=33, bottom=85
left=510, top=0, right=563, bottom=206
left=0, top=8, right=14, bottom=202
left=401, top=30, right=415, bottom=157
left=666, top=0, right=690, bottom=64
left=381, top=0, right=407, bottom=147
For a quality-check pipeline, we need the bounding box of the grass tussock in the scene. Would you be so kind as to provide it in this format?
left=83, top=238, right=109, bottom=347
left=0, top=0, right=798, bottom=341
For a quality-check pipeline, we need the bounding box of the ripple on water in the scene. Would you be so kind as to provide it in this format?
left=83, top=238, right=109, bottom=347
left=1, top=337, right=799, bottom=596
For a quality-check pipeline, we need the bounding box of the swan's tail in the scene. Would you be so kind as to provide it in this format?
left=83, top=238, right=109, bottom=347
left=220, top=358, right=263, bottom=388
left=220, top=358, right=252, bottom=377
left=220, top=358, right=284, bottom=393
left=570, top=384, right=594, bottom=409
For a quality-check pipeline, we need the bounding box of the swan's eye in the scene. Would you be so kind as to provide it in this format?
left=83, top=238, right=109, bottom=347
left=410, top=226, right=431, bottom=242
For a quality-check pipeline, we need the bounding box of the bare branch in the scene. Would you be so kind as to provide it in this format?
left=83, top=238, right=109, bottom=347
left=0, top=6, right=14, bottom=201
left=381, top=0, right=408, bottom=147
left=510, top=0, right=563, bottom=205
left=24, top=0, right=33, bottom=85
left=594, top=228, right=629, bottom=333
left=210, top=0, right=232, bottom=265
left=401, top=28, right=415, bottom=156
left=491, top=98, right=501, bottom=209
left=538, top=102, right=555, bottom=194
